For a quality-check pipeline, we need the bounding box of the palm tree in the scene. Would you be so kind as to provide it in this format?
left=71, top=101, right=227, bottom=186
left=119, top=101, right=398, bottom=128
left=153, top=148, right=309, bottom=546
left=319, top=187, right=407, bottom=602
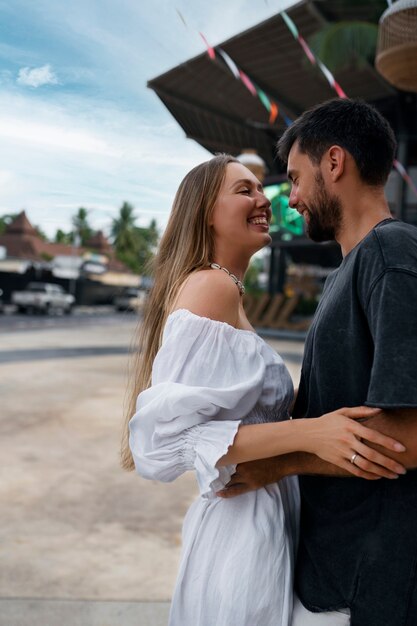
left=111, top=201, right=137, bottom=253
left=72, top=207, right=93, bottom=246
left=111, top=203, right=160, bottom=274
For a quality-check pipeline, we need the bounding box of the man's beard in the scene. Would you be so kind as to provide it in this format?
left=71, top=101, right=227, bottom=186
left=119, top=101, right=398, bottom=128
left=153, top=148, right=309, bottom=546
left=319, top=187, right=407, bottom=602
left=304, top=172, right=342, bottom=242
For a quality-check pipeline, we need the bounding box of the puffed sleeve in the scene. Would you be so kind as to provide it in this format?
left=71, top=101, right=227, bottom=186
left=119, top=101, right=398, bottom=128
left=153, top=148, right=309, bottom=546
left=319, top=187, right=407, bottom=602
left=129, top=309, right=267, bottom=496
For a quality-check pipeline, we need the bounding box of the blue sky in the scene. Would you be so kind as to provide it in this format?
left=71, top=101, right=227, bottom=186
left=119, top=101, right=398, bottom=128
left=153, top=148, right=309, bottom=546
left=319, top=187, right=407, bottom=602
left=0, top=0, right=296, bottom=238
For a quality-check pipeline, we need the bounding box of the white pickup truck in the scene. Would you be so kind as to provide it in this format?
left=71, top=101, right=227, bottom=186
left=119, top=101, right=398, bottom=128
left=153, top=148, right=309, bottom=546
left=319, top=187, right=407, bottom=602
left=12, top=282, right=75, bottom=314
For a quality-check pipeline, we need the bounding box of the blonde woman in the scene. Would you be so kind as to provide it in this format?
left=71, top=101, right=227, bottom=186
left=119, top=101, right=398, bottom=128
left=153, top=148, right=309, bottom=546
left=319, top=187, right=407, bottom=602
left=122, top=155, right=404, bottom=626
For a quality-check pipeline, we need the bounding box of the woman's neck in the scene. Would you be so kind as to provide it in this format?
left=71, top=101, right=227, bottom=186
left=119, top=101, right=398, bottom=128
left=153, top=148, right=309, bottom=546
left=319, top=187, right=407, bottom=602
left=211, top=257, right=248, bottom=282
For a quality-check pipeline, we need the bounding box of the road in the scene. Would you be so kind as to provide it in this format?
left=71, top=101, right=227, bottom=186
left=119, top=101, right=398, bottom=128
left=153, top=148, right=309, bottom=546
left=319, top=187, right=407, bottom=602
left=0, top=307, right=134, bottom=333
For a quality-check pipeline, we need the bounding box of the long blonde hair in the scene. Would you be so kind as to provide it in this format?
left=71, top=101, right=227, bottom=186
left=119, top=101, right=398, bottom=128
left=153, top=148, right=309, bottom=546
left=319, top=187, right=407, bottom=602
left=121, top=154, right=238, bottom=470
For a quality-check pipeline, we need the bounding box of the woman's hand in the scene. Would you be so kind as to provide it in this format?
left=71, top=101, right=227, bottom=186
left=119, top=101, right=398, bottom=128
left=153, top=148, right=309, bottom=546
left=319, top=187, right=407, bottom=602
left=304, top=406, right=407, bottom=479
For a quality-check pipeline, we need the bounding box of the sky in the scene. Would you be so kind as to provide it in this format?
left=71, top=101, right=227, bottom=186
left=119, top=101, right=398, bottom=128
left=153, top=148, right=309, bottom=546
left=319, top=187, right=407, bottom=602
left=0, top=0, right=297, bottom=239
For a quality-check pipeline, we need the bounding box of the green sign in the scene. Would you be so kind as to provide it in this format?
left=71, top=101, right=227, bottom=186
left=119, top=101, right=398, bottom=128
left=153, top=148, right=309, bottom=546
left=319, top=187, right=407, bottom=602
left=264, top=182, right=305, bottom=241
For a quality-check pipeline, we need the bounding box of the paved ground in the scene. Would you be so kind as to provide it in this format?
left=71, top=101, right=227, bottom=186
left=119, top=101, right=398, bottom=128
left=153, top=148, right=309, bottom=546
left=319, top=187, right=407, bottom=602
left=0, top=313, right=303, bottom=625
left=0, top=599, right=171, bottom=626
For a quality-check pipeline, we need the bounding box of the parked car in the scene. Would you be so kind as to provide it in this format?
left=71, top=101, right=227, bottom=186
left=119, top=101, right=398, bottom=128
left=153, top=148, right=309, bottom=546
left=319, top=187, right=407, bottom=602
left=113, top=287, right=146, bottom=313
left=12, top=282, right=75, bottom=315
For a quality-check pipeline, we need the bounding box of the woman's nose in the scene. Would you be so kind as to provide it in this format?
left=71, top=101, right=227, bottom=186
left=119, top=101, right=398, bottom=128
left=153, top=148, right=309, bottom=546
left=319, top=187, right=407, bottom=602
left=256, top=190, right=270, bottom=209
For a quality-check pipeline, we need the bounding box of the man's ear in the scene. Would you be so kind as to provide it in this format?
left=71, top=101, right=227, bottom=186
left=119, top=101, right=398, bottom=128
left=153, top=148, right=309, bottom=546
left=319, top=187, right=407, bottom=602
left=325, top=145, right=346, bottom=182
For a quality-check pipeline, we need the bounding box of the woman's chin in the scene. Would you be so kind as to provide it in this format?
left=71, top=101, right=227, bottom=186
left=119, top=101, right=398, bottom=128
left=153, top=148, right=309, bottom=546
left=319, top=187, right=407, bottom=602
left=249, top=233, right=271, bottom=254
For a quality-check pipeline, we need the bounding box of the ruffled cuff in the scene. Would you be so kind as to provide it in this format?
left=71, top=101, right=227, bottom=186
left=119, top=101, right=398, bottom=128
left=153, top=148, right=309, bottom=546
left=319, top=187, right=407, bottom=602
left=182, top=420, right=241, bottom=497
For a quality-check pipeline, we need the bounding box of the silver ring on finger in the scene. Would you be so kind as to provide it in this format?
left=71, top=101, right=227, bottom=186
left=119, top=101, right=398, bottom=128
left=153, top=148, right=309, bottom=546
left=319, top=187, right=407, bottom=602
left=350, top=452, right=358, bottom=465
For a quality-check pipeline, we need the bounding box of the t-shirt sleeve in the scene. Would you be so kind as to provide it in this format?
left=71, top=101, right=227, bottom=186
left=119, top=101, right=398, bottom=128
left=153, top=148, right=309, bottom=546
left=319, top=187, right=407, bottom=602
left=365, top=269, right=417, bottom=408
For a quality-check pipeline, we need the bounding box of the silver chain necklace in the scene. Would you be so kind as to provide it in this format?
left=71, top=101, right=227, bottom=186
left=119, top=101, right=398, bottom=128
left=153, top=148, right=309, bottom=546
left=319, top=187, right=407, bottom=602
left=209, top=263, right=245, bottom=295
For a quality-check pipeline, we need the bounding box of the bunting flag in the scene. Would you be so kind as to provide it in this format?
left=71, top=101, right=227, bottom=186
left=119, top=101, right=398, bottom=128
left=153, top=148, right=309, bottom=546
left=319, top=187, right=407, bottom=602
left=199, top=32, right=216, bottom=60
left=269, top=101, right=279, bottom=125
left=281, top=11, right=347, bottom=99
left=217, top=48, right=240, bottom=79
left=298, top=36, right=316, bottom=65
left=394, top=160, right=417, bottom=199
left=238, top=69, right=258, bottom=96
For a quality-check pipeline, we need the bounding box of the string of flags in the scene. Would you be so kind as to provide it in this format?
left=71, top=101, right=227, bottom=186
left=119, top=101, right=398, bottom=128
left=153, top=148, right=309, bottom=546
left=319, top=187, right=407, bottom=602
left=176, top=8, right=285, bottom=125
left=280, top=11, right=347, bottom=99
left=198, top=31, right=285, bottom=126
left=279, top=11, right=417, bottom=199
left=176, top=7, right=417, bottom=199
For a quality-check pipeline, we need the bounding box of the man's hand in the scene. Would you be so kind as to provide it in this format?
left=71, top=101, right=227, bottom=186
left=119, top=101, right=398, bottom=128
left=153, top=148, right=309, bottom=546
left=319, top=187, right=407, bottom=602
left=217, top=448, right=389, bottom=499
left=217, top=455, right=295, bottom=498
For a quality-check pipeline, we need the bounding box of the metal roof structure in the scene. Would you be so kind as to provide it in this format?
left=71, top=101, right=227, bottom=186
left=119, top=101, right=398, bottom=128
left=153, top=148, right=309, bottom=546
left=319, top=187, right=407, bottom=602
left=147, top=0, right=417, bottom=175
left=148, top=0, right=417, bottom=282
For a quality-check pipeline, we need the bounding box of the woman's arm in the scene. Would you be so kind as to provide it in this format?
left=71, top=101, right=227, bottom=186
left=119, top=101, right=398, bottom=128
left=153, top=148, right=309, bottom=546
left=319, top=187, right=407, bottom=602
left=217, top=406, right=406, bottom=477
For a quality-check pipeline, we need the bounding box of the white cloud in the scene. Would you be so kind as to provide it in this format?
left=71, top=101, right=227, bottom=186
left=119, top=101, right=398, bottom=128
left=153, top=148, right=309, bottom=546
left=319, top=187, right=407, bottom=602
left=0, top=90, right=208, bottom=237
left=17, top=64, right=59, bottom=88
left=0, top=116, right=120, bottom=157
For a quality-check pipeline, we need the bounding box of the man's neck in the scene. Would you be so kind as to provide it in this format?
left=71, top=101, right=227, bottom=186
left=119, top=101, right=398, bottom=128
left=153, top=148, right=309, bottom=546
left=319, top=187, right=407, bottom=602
left=336, top=191, right=392, bottom=257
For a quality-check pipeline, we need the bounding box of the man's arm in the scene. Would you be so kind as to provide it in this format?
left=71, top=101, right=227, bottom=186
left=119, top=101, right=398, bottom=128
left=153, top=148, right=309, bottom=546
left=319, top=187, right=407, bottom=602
left=365, top=408, right=417, bottom=468
left=218, top=408, right=417, bottom=498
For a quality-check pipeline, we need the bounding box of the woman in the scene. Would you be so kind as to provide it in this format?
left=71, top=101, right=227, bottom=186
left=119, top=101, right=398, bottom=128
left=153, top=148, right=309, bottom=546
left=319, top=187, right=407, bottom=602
left=121, top=155, right=404, bottom=626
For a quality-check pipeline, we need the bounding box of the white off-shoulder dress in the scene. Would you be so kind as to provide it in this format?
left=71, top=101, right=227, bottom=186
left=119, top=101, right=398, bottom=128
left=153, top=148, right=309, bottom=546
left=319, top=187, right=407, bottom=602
left=129, top=309, right=300, bottom=626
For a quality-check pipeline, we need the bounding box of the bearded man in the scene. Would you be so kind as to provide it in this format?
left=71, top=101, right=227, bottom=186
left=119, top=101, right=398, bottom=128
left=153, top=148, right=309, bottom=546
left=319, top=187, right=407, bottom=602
left=220, top=99, right=417, bottom=626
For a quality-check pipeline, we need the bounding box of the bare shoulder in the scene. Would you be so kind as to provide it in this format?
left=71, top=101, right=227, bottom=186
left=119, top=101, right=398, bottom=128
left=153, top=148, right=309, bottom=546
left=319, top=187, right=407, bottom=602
left=173, top=269, right=241, bottom=326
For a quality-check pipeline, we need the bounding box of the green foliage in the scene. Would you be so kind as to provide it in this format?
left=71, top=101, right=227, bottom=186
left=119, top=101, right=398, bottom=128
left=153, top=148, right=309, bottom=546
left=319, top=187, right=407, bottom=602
left=111, top=203, right=159, bottom=274
left=40, top=251, right=53, bottom=261
left=72, top=207, right=93, bottom=246
left=54, top=229, right=73, bottom=245
left=309, top=21, right=378, bottom=73
left=244, top=257, right=265, bottom=295
left=0, top=213, right=19, bottom=234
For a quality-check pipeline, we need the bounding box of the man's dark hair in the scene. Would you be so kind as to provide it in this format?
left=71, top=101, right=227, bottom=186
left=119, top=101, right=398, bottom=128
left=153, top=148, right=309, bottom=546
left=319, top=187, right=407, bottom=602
left=277, top=99, right=397, bottom=186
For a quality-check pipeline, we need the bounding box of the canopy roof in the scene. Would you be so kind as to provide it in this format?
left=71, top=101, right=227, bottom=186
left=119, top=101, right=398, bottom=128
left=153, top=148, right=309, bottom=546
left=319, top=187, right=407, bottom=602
left=148, top=0, right=415, bottom=174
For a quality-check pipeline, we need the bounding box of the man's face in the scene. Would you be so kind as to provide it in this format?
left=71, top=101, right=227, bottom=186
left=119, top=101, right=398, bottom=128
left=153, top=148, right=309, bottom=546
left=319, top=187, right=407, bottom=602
left=287, top=143, right=342, bottom=242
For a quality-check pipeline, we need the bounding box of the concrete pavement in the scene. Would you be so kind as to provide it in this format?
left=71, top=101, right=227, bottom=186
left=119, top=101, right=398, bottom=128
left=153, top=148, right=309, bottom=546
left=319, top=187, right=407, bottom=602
left=0, top=599, right=170, bottom=626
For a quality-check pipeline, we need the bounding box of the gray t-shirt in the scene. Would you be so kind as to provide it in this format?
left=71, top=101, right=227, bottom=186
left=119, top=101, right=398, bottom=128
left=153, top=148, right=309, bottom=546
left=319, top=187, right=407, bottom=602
left=293, top=219, right=417, bottom=625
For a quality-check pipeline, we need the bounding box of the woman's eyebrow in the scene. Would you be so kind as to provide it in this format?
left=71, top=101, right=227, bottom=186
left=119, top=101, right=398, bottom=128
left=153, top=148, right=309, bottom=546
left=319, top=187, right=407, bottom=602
left=231, top=178, right=264, bottom=192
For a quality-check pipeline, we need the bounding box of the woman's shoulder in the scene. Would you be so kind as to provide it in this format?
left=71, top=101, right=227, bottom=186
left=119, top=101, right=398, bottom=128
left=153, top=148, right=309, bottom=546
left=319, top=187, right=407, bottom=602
left=173, top=269, right=241, bottom=327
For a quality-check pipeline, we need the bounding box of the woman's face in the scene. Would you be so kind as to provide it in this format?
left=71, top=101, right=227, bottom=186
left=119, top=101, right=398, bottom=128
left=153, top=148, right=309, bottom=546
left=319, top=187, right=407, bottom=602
left=210, top=162, right=272, bottom=256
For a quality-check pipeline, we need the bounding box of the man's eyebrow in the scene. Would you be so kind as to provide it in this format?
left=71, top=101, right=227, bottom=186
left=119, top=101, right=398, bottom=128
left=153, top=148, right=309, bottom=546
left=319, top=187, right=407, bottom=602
left=231, top=178, right=264, bottom=191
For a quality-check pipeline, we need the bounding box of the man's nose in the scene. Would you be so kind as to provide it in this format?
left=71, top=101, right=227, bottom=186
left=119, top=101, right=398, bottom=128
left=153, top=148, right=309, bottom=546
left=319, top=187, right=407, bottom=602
left=288, top=187, right=297, bottom=208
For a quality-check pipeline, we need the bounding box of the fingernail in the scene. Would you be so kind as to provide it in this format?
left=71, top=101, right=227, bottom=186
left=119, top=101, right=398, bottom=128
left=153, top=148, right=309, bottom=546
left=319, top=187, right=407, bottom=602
left=398, top=467, right=407, bottom=475
left=394, top=443, right=406, bottom=452
left=389, top=474, right=399, bottom=479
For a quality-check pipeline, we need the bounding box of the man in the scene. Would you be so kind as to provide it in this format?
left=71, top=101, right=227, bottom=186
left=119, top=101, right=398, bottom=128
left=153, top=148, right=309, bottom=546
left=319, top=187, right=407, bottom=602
left=219, top=99, right=417, bottom=625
